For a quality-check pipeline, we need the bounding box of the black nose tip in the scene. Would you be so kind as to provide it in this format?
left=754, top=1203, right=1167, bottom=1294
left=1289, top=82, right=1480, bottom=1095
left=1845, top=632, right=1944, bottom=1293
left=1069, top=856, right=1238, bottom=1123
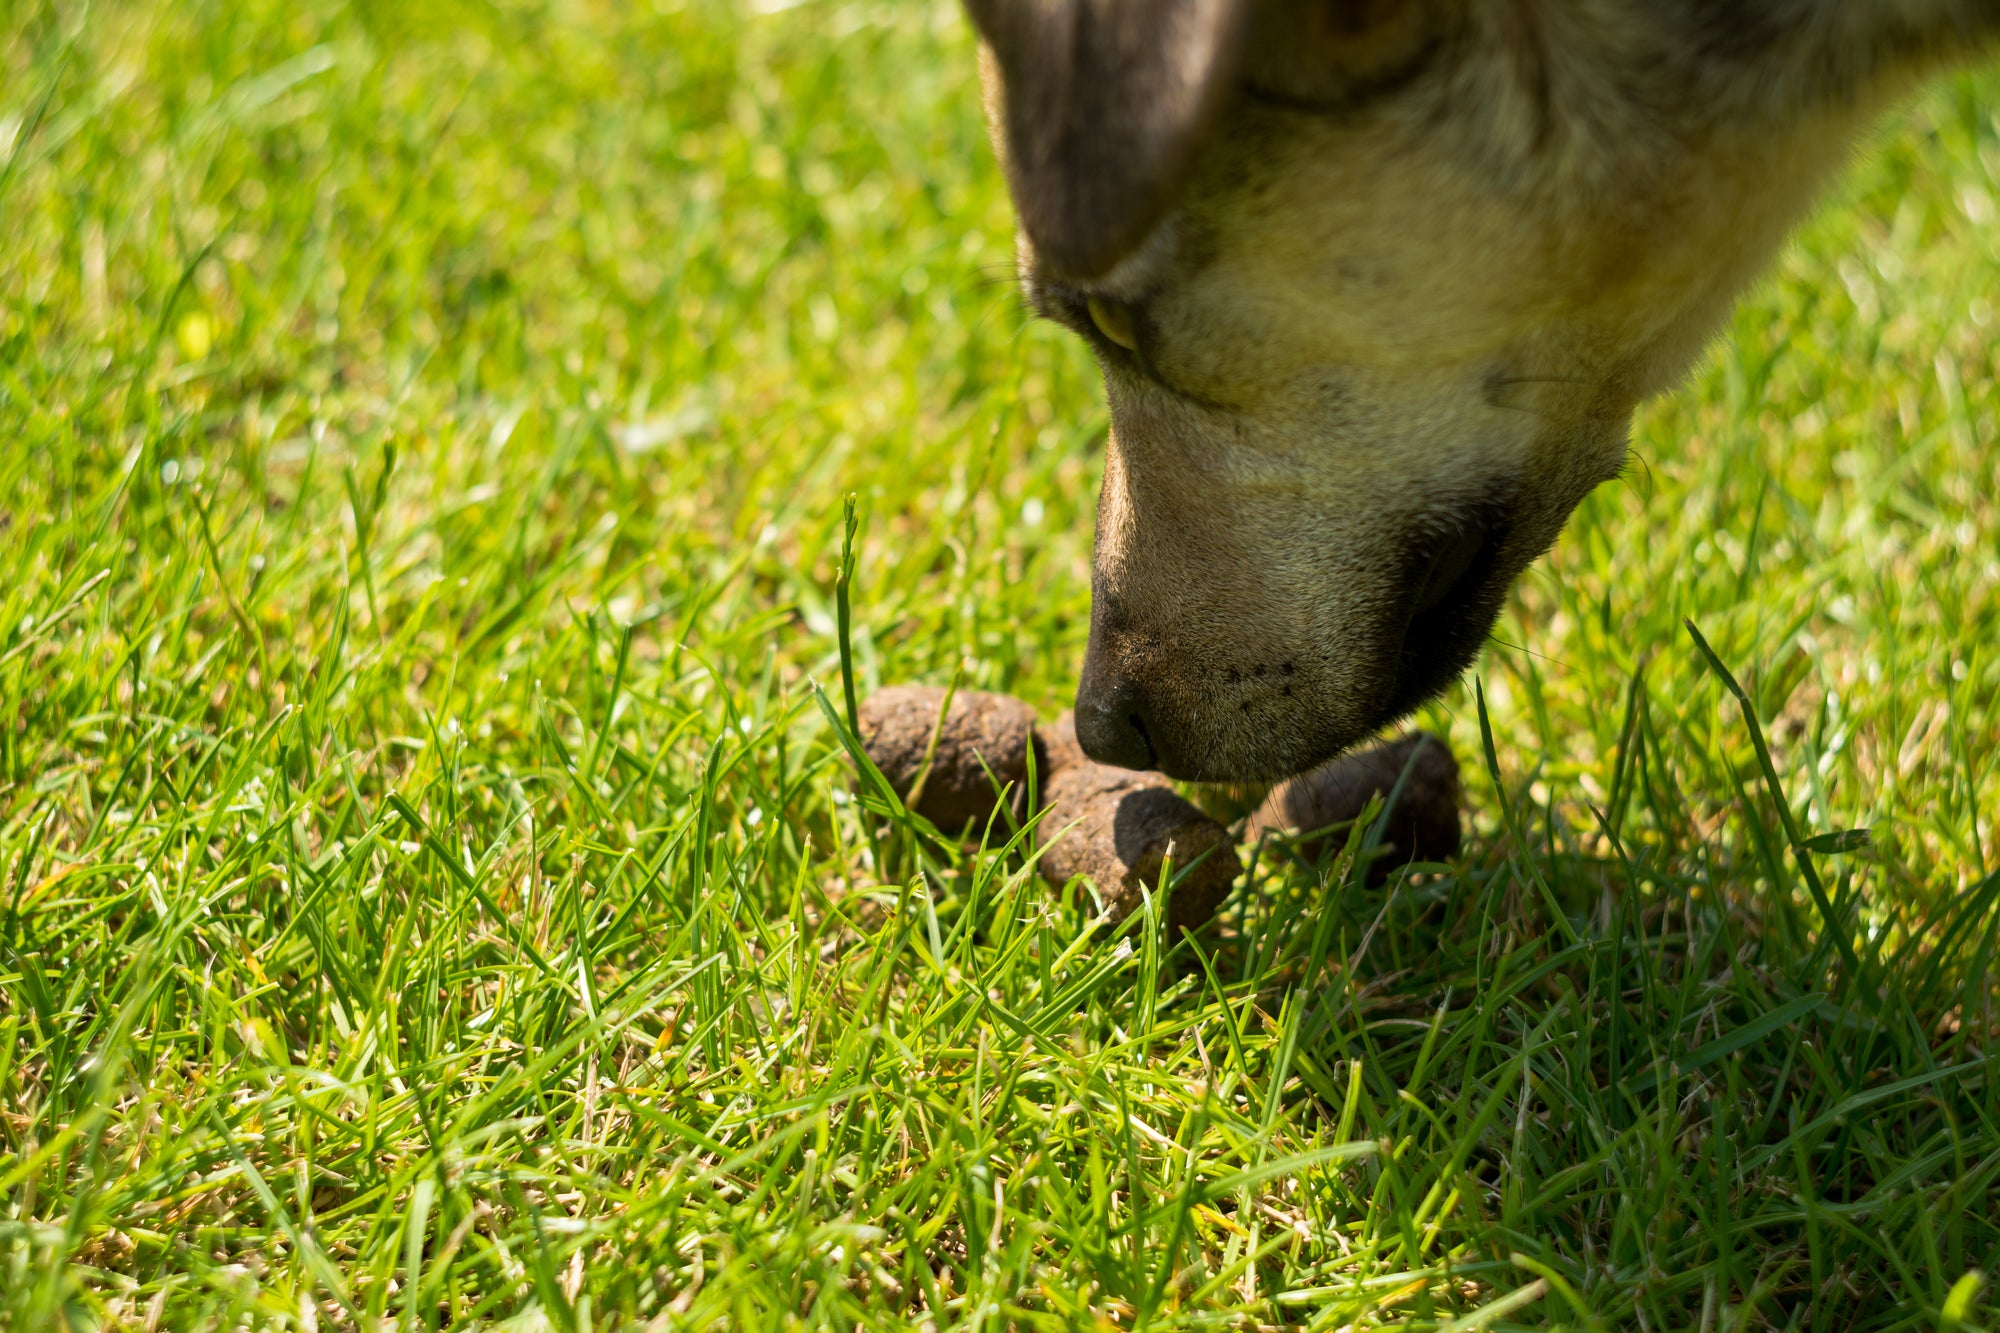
left=1073, top=676, right=1160, bottom=771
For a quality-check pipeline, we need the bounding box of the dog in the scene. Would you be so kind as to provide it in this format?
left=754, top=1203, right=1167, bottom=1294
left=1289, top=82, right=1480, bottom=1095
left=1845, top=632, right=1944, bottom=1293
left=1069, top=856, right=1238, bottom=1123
left=962, top=0, right=1999, bottom=783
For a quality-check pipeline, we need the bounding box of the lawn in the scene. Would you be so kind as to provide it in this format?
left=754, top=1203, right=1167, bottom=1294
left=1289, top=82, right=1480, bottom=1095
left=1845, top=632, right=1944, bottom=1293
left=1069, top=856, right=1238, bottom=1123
left=2, top=0, right=1997, bottom=1328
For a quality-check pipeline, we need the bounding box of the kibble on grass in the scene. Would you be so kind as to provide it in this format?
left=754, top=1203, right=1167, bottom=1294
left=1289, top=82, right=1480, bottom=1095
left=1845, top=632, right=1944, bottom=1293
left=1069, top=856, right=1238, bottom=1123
left=857, top=685, right=1041, bottom=829
left=858, top=687, right=1240, bottom=928
left=852, top=684, right=1464, bottom=924
left=1245, top=731, right=1462, bottom=884
left=1032, top=712, right=1240, bottom=934
left=858, top=686, right=1463, bottom=933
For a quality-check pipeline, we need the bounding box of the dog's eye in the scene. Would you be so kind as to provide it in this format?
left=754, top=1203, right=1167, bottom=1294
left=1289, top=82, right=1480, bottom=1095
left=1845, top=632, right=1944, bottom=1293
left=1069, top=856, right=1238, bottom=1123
left=1085, top=295, right=1140, bottom=352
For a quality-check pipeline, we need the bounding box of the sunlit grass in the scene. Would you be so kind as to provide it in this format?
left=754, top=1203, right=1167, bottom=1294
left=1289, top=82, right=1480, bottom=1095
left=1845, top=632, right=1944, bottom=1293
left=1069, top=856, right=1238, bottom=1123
left=1, top=1, right=1995, bottom=1328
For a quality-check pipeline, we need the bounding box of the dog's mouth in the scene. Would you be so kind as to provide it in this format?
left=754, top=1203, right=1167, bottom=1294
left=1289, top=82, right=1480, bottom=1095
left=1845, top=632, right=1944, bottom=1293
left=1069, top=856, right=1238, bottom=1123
left=1409, top=523, right=1490, bottom=619
left=1386, top=511, right=1515, bottom=717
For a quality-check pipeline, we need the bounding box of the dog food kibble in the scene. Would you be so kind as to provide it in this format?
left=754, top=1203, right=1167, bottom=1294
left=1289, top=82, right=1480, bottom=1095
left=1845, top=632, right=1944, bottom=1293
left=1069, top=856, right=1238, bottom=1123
left=1032, top=714, right=1239, bottom=933
left=1243, top=731, right=1461, bottom=884
left=856, top=685, right=1040, bottom=829
left=855, top=687, right=1462, bottom=930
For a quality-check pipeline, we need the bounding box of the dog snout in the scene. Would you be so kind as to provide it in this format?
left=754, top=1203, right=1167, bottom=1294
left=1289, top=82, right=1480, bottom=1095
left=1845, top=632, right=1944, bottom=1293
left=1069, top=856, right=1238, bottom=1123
left=1076, top=589, right=1187, bottom=772
left=1074, top=658, right=1162, bottom=771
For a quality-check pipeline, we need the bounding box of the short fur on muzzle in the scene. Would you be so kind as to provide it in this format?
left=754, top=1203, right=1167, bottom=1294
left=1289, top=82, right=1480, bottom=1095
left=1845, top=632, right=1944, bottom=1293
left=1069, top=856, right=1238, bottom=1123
left=966, top=0, right=2000, bottom=781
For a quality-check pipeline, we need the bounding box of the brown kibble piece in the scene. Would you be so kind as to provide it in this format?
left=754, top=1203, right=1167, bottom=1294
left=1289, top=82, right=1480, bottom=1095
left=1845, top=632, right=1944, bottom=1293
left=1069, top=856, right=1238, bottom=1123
left=858, top=686, right=1039, bottom=830
left=1244, top=732, right=1461, bottom=884
left=1034, top=708, right=1087, bottom=774
left=1033, top=714, right=1239, bottom=932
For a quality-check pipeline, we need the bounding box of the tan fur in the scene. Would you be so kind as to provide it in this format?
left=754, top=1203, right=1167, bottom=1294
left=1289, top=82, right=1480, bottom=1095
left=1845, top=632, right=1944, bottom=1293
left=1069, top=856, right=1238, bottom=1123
left=973, top=0, right=1999, bottom=780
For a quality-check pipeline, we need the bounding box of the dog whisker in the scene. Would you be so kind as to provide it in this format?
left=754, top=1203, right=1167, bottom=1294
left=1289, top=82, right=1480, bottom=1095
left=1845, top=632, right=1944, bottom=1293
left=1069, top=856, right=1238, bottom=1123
left=1617, top=448, right=1656, bottom=497
left=1484, top=632, right=1570, bottom=669
left=1488, top=401, right=1561, bottom=423
left=970, top=262, right=1023, bottom=286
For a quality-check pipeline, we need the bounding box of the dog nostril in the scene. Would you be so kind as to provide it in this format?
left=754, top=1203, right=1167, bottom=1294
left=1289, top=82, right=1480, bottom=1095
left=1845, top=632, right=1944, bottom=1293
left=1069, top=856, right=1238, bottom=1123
left=1074, top=680, right=1160, bottom=771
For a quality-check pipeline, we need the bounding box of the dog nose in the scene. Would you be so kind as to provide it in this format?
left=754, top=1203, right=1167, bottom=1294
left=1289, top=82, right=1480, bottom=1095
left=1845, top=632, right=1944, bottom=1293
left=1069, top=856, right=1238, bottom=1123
left=1073, top=672, right=1161, bottom=771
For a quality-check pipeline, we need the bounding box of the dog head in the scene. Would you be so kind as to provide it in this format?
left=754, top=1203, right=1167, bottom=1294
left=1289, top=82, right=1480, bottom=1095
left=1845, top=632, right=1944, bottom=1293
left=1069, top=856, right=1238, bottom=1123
left=968, top=0, right=1867, bottom=780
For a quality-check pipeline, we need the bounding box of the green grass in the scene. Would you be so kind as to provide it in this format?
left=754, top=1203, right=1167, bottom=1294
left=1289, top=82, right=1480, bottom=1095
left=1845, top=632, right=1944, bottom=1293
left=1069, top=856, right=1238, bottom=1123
left=3, top=1, right=1997, bottom=1327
